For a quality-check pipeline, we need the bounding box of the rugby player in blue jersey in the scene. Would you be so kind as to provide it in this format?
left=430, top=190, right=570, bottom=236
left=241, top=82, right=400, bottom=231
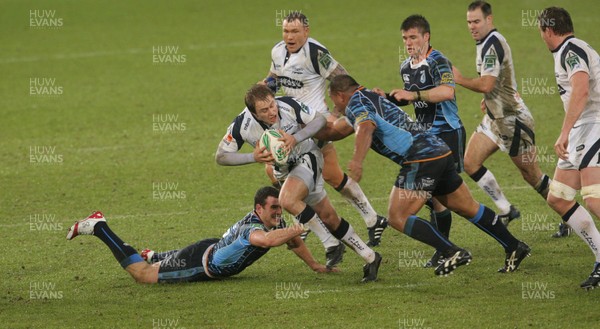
left=66, top=186, right=332, bottom=283
left=373, top=15, right=466, bottom=267
left=320, top=75, right=531, bottom=275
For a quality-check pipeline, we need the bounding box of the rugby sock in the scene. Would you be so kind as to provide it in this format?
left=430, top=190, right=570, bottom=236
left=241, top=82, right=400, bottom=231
left=470, top=166, right=511, bottom=215
left=468, top=204, right=519, bottom=252
left=403, top=215, right=455, bottom=252
left=563, top=203, right=600, bottom=262
left=296, top=205, right=339, bottom=249
left=336, top=174, right=378, bottom=227
left=534, top=174, right=551, bottom=199
left=331, top=218, right=375, bottom=263
left=433, top=209, right=453, bottom=238
left=93, top=222, right=143, bottom=269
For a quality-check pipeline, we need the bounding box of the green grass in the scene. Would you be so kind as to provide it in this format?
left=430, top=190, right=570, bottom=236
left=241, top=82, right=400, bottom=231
left=2, top=0, right=600, bottom=328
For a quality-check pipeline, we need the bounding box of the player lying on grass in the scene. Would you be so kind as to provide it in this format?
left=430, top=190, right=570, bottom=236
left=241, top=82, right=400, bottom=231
left=66, top=186, right=332, bottom=283
left=215, top=84, right=382, bottom=282
left=318, top=75, right=531, bottom=275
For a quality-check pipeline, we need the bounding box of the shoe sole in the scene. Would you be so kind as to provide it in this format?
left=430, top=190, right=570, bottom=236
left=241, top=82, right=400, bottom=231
left=435, top=251, right=472, bottom=276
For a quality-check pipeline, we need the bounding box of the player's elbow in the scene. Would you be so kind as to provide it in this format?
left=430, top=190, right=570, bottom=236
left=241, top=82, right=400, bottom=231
left=480, top=83, right=494, bottom=94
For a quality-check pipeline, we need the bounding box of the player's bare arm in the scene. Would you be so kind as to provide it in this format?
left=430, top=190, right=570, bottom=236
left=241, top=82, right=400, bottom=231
left=248, top=223, right=305, bottom=248
left=555, top=71, right=590, bottom=160
left=452, top=66, right=496, bottom=93
left=349, top=121, right=376, bottom=183
left=326, top=63, right=349, bottom=81
left=287, top=112, right=327, bottom=149
left=314, top=116, right=354, bottom=141
left=390, top=84, right=454, bottom=103
left=287, top=236, right=335, bottom=273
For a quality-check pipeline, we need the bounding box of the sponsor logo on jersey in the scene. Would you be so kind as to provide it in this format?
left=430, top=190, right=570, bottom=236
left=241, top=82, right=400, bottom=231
left=484, top=48, right=497, bottom=70
left=402, top=74, right=410, bottom=83
left=223, top=133, right=233, bottom=145
left=355, top=112, right=370, bottom=125
left=300, top=103, right=310, bottom=114
left=279, top=76, right=304, bottom=89
left=244, top=117, right=251, bottom=131
left=318, top=51, right=333, bottom=70
left=576, top=144, right=585, bottom=152
left=419, top=70, right=426, bottom=84
left=440, top=72, right=453, bottom=84
left=565, top=51, right=581, bottom=70
left=420, top=177, right=435, bottom=188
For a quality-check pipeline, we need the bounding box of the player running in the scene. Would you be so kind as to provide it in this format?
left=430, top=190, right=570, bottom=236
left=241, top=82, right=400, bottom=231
left=452, top=1, right=562, bottom=236
left=261, top=11, right=388, bottom=247
left=216, top=84, right=382, bottom=282
left=320, top=75, right=531, bottom=275
left=66, top=187, right=332, bottom=283
left=372, top=14, right=467, bottom=267
left=538, top=7, right=600, bottom=289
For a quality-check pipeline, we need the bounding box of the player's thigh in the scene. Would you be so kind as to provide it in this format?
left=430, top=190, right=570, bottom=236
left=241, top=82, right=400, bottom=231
left=320, top=143, right=344, bottom=187
left=464, top=131, right=499, bottom=173
left=437, top=127, right=466, bottom=173
left=280, top=176, right=310, bottom=214
left=311, top=195, right=341, bottom=228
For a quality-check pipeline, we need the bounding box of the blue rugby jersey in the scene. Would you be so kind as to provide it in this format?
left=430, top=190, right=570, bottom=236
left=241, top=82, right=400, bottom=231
left=207, top=212, right=286, bottom=277
left=399, top=48, right=463, bottom=134
left=344, top=87, right=451, bottom=165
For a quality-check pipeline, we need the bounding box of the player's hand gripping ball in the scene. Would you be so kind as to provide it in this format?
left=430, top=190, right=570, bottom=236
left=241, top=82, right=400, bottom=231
left=259, top=129, right=289, bottom=166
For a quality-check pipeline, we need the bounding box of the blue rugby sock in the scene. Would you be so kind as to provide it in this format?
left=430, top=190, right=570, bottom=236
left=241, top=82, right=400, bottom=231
left=468, top=204, right=519, bottom=252
left=93, top=222, right=143, bottom=269
left=404, top=215, right=456, bottom=253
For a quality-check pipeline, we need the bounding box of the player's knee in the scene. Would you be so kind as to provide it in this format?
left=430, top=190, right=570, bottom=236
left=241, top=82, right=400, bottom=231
left=582, top=184, right=600, bottom=215
left=463, top=159, right=479, bottom=176
left=547, top=180, right=578, bottom=212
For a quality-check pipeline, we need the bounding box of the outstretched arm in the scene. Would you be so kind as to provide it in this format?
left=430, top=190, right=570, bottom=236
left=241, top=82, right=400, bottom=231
left=216, top=142, right=274, bottom=166
left=314, top=117, right=355, bottom=141
left=452, top=66, right=496, bottom=93
left=249, top=223, right=306, bottom=248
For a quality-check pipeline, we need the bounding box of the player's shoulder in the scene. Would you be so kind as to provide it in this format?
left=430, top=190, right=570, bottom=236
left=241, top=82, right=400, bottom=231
left=241, top=213, right=267, bottom=230
left=558, top=37, right=592, bottom=70
left=428, top=49, right=451, bottom=64
left=276, top=96, right=311, bottom=117
left=307, top=37, right=329, bottom=52
left=272, top=40, right=286, bottom=51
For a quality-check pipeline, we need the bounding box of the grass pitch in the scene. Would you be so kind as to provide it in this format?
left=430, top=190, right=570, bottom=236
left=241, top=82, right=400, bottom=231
left=2, top=0, right=600, bottom=328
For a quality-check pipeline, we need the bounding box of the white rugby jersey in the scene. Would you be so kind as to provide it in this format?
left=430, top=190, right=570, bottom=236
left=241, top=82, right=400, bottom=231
left=476, top=29, right=527, bottom=119
left=270, top=37, right=338, bottom=115
left=552, top=36, right=600, bottom=126
left=218, top=96, right=320, bottom=175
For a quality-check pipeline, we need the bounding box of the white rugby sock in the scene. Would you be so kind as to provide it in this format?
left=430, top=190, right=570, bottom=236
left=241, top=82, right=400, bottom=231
left=564, top=204, right=600, bottom=262
left=332, top=219, right=375, bottom=263
left=306, top=216, right=339, bottom=249
left=473, top=168, right=511, bottom=214
left=339, top=177, right=378, bottom=227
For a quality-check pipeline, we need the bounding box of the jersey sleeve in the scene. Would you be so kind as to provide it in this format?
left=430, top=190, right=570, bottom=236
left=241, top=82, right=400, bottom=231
left=347, top=98, right=377, bottom=130
left=563, top=46, right=591, bottom=79
left=218, top=120, right=243, bottom=153
left=480, top=41, right=503, bottom=78
left=431, top=54, right=456, bottom=87
left=309, top=42, right=339, bottom=79
left=241, top=223, right=265, bottom=246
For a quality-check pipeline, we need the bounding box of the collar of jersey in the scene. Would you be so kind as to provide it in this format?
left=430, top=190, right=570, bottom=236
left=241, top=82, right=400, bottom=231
left=476, top=28, right=497, bottom=45
left=551, top=35, right=575, bottom=53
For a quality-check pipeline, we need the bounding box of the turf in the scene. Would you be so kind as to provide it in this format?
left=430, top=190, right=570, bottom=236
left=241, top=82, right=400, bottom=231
left=1, top=0, right=600, bottom=328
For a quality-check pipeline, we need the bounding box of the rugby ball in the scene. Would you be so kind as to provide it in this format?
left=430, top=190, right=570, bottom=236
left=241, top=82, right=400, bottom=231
left=259, top=129, right=289, bottom=166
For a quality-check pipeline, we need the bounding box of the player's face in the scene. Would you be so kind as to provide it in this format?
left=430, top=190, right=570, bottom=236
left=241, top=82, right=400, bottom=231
left=256, top=196, right=282, bottom=229
left=467, top=9, right=492, bottom=41
left=402, top=28, right=429, bottom=60
left=282, top=19, right=309, bottom=53
left=328, top=90, right=347, bottom=114
left=253, top=96, right=279, bottom=126
left=538, top=26, right=552, bottom=50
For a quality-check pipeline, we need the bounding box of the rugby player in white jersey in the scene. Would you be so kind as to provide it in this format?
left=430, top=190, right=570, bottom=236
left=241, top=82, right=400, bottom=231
left=538, top=7, right=600, bottom=289
left=260, top=12, right=388, bottom=248
left=215, top=84, right=382, bottom=282
left=452, top=1, right=561, bottom=236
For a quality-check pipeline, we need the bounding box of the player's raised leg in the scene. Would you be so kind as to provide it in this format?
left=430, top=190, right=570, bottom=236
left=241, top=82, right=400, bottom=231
left=66, top=211, right=159, bottom=283
left=464, top=131, right=519, bottom=222
left=321, top=142, right=388, bottom=247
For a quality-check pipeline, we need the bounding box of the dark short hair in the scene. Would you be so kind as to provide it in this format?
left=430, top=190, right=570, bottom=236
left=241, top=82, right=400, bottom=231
left=468, top=1, right=492, bottom=17
left=538, top=7, right=574, bottom=35
left=245, top=84, right=274, bottom=114
left=401, top=14, right=430, bottom=35
left=254, top=186, right=280, bottom=209
left=284, top=11, right=309, bottom=27
left=329, top=75, right=359, bottom=94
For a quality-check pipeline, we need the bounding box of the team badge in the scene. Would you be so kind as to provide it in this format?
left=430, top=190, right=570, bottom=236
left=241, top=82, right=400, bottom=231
left=318, top=51, right=333, bottom=70
left=300, top=103, right=310, bottom=114
left=565, top=51, right=581, bottom=70
left=419, top=70, right=426, bottom=84
left=484, top=48, right=497, bottom=70
left=440, top=72, right=453, bottom=84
